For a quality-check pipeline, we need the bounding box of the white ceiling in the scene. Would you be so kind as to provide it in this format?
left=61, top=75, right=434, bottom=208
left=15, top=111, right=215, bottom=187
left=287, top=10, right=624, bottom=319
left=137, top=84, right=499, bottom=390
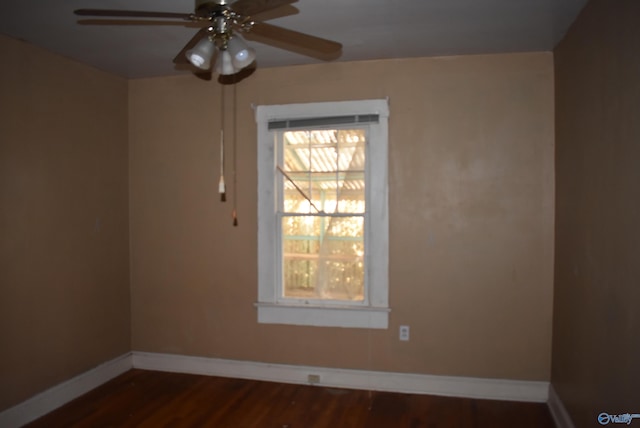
left=0, top=0, right=587, bottom=79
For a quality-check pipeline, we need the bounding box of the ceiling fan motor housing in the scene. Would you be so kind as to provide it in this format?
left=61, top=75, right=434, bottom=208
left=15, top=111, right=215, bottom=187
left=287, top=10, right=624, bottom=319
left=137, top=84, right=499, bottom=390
left=196, top=0, right=232, bottom=14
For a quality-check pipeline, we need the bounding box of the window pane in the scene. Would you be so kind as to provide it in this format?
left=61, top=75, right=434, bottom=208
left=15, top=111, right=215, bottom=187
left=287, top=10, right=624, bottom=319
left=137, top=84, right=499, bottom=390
left=282, top=215, right=364, bottom=301
left=281, top=128, right=366, bottom=214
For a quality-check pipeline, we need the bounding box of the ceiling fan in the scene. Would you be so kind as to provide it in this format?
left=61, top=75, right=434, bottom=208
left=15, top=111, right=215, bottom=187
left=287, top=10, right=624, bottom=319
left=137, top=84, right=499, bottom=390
left=74, top=0, right=343, bottom=76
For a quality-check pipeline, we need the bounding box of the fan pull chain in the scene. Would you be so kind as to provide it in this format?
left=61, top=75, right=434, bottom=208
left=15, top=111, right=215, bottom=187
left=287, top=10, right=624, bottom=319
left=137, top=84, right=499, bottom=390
left=232, top=79, right=239, bottom=226
left=219, top=84, right=226, bottom=202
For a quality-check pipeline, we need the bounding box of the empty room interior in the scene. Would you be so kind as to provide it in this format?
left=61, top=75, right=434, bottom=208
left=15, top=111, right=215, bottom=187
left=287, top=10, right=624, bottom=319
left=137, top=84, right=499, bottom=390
left=1, top=0, right=638, bottom=427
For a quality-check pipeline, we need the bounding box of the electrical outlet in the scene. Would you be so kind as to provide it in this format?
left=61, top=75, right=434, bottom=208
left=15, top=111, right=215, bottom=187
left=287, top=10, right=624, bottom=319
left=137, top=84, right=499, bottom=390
left=399, top=325, right=410, bottom=341
left=308, top=374, right=320, bottom=384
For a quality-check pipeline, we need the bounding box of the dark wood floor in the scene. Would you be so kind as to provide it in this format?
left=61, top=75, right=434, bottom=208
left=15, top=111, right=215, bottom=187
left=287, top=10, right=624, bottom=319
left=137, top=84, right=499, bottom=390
left=26, top=369, right=555, bottom=427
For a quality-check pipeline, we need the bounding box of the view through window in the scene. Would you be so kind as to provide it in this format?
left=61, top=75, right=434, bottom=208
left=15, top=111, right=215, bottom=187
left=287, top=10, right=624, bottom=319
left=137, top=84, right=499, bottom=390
left=276, top=127, right=367, bottom=302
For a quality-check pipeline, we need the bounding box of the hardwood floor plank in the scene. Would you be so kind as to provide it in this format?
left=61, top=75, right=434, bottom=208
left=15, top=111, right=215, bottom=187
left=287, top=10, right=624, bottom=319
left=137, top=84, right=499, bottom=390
left=24, top=369, right=555, bottom=428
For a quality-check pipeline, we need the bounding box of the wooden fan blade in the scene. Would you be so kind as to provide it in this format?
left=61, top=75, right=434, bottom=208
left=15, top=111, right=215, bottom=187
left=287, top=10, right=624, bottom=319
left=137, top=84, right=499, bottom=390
left=74, top=9, right=193, bottom=20
left=230, top=0, right=298, bottom=18
left=250, top=4, right=299, bottom=22
left=77, top=19, right=205, bottom=27
left=245, top=22, right=342, bottom=59
left=173, top=27, right=211, bottom=64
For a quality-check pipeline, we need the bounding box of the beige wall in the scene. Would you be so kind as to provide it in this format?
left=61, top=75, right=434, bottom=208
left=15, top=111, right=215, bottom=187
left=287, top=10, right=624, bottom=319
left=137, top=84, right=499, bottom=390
left=130, top=52, right=555, bottom=381
left=0, top=35, right=130, bottom=411
left=552, top=1, right=640, bottom=426
left=0, top=37, right=556, bottom=412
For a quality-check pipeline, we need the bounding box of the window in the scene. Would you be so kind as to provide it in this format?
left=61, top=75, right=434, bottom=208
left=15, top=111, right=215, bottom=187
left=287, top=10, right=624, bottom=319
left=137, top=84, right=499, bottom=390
left=256, top=99, right=389, bottom=329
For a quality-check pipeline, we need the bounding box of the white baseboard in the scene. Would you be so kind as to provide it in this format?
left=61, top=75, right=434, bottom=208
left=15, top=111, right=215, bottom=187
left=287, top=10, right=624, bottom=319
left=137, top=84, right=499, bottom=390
left=0, top=351, right=551, bottom=428
left=0, top=353, right=132, bottom=428
left=132, top=351, right=549, bottom=403
left=548, top=384, right=575, bottom=428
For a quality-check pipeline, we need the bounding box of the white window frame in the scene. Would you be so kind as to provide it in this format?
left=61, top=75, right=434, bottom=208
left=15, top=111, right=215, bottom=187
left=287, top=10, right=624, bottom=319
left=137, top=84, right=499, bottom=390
left=255, top=99, right=389, bottom=329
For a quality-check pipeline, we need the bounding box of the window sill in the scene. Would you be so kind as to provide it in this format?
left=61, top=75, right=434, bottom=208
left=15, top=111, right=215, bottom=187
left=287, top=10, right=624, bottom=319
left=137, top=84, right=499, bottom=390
left=255, top=303, right=389, bottom=329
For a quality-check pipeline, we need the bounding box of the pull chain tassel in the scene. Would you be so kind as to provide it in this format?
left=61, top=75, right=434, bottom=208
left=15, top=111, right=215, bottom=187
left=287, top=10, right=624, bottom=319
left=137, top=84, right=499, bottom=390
left=219, top=176, right=226, bottom=202
left=219, top=128, right=226, bottom=202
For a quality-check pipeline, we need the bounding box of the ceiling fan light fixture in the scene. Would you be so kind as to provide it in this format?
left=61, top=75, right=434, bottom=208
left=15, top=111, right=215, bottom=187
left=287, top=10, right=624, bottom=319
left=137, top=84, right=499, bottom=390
left=186, top=37, right=215, bottom=70
left=227, top=35, right=256, bottom=69
left=215, top=49, right=239, bottom=75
